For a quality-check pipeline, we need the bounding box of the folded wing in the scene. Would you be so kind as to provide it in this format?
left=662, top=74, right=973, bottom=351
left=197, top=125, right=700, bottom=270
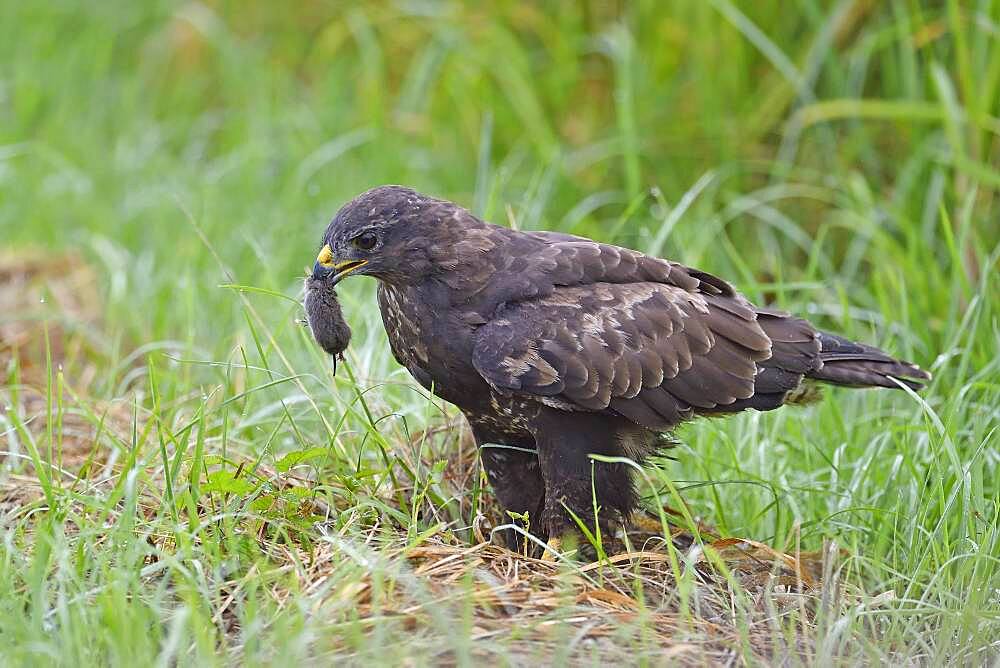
left=472, top=280, right=779, bottom=430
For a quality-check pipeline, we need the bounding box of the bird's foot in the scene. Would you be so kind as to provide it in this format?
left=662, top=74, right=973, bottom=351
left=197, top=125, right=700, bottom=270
left=539, top=536, right=563, bottom=562
left=632, top=513, right=667, bottom=534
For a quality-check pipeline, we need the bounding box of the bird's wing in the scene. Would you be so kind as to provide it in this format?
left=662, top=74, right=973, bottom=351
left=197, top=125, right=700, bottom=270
left=440, top=230, right=744, bottom=308
left=472, top=281, right=796, bottom=430
left=527, top=238, right=738, bottom=296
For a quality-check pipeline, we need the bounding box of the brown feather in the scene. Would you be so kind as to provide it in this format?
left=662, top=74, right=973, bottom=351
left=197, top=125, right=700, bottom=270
left=472, top=281, right=782, bottom=427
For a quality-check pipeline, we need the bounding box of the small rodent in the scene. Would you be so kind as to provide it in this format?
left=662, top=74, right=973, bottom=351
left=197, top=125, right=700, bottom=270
left=304, top=275, right=352, bottom=373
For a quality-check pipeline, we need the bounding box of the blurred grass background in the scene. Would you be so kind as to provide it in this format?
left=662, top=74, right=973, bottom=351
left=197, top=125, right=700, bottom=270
left=1, top=0, right=998, bottom=665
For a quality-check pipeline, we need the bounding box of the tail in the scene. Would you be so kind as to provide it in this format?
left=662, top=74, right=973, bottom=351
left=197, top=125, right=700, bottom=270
left=702, top=312, right=932, bottom=418
left=808, top=331, right=931, bottom=391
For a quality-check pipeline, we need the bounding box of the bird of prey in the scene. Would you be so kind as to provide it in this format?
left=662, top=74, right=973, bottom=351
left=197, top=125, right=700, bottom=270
left=308, top=185, right=930, bottom=558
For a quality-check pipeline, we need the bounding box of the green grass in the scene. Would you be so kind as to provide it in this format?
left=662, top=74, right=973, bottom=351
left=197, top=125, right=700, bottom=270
left=1, top=1, right=998, bottom=665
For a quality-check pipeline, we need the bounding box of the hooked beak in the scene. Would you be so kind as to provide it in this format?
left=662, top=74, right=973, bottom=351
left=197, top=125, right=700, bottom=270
left=312, top=244, right=368, bottom=285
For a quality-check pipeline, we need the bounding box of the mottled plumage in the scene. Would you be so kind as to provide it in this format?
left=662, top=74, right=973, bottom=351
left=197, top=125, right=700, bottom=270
left=308, top=185, right=930, bottom=554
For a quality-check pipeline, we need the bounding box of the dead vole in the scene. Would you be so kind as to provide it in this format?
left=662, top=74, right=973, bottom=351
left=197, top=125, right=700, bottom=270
left=304, top=275, right=351, bottom=373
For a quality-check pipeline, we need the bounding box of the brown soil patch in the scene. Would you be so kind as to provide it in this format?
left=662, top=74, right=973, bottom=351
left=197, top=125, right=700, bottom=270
left=0, top=249, right=104, bottom=386
left=0, top=250, right=133, bottom=478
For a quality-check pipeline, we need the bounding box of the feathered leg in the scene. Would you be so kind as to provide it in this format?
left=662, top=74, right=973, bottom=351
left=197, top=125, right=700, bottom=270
left=530, top=409, right=637, bottom=558
left=469, top=424, right=545, bottom=552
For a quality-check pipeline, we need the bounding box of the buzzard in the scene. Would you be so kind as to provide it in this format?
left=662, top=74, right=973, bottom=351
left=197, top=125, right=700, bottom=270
left=307, top=186, right=930, bottom=558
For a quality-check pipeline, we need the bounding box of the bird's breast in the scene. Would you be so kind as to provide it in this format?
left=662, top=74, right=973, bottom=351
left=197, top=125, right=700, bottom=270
left=377, top=282, right=487, bottom=406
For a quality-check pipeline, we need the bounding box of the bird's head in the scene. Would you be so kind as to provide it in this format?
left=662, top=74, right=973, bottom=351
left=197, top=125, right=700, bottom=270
left=311, top=185, right=446, bottom=286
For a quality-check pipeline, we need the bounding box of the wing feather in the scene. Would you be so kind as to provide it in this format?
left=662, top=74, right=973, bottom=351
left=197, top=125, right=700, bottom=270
left=472, top=281, right=775, bottom=430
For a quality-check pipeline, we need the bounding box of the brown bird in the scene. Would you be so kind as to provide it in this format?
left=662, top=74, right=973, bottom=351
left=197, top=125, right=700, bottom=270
left=308, top=185, right=930, bottom=558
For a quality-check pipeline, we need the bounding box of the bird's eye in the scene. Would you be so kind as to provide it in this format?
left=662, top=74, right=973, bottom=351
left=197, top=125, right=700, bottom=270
left=352, top=232, right=378, bottom=251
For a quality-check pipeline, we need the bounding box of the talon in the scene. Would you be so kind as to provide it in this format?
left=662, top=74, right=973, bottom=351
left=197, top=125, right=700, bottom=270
left=633, top=514, right=666, bottom=534
left=540, top=536, right=562, bottom=562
